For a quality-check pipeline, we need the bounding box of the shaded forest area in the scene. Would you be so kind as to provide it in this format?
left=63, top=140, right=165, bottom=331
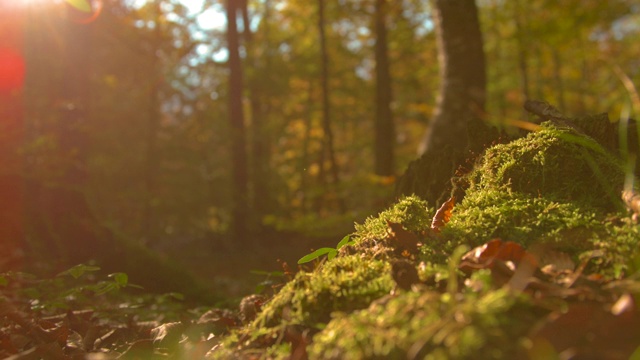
left=1, top=0, right=640, bottom=296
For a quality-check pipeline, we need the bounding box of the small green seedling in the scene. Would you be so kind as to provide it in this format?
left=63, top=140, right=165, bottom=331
left=297, top=235, right=356, bottom=264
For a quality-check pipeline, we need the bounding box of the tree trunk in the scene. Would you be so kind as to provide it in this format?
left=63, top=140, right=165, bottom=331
left=142, top=2, right=162, bottom=244
left=0, top=4, right=26, bottom=271
left=300, top=81, right=314, bottom=213
left=373, top=0, right=395, bottom=177
left=514, top=0, right=530, bottom=103
left=397, top=0, right=498, bottom=205
left=246, top=0, right=273, bottom=223
left=20, top=3, right=122, bottom=269
left=226, top=0, right=249, bottom=245
left=552, top=49, right=566, bottom=112
left=317, top=0, right=344, bottom=213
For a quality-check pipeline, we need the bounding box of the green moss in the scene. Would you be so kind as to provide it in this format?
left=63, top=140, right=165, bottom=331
left=354, top=195, right=432, bottom=241
left=309, top=288, right=538, bottom=359
left=252, top=255, right=394, bottom=329
left=469, top=125, right=625, bottom=211
left=591, top=219, right=640, bottom=277
left=442, top=187, right=604, bottom=253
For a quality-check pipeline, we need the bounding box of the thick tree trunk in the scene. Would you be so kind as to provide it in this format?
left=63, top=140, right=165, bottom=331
left=373, top=0, right=395, bottom=177
left=226, top=0, right=249, bottom=245
left=397, top=0, right=498, bottom=205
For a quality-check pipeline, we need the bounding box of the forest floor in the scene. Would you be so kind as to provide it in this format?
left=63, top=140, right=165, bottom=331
left=154, top=231, right=335, bottom=299
left=3, top=119, right=640, bottom=359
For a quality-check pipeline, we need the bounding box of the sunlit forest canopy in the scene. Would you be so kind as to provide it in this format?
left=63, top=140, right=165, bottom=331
left=1, top=0, right=639, bottom=275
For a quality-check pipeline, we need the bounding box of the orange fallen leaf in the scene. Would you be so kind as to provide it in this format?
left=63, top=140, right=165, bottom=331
left=459, top=239, right=535, bottom=278
left=431, top=197, right=455, bottom=233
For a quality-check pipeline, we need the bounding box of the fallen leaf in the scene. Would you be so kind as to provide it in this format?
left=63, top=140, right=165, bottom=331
left=460, top=239, right=528, bottom=270
left=459, top=239, right=539, bottom=290
left=386, top=221, right=420, bottom=254
left=431, top=197, right=455, bottom=233
left=530, top=302, right=640, bottom=359
left=611, top=293, right=635, bottom=316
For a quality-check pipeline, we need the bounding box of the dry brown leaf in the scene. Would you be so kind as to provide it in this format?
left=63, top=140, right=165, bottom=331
left=430, top=197, right=455, bottom=233
left=459, top=239, right=529, bottom=270
left=386, top=221, right=420, bottom=254
left=530, top=302, right=640, bottom=359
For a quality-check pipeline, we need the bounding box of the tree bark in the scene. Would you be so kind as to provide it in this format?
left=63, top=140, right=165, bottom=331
left=317, top=0, right=344, bottom=212
left=246, top=0, right=273, bottom=222
left=552, top=49, right=566, bottom=112
left=397, top=0, right=498, bottom=205
left=514, top=0, right=530, bottom=103
left=142, top=2, right=162, bottom=244
left=0, top=4, right=26, bottom=271
left=373, top=0, right=395, bottom=176
left=22, top=2, right=115, bottom=266
left=226, top=0, right=249, bottom=244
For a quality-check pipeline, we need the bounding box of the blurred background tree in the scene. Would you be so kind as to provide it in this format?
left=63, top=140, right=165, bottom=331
left=1, top=0, right=638, bottom=297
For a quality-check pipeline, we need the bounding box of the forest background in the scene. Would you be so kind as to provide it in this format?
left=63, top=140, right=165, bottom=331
left=0, top=0, right=639, bottom=299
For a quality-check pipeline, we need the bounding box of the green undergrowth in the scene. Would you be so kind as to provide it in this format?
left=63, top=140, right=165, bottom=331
left=310, top=287, right=539, bottom=359
left=469, top=124, right=625, bottom=211
left=208, top=123, right=640, bottom=359
left=253, top=255, right=393, bottom=329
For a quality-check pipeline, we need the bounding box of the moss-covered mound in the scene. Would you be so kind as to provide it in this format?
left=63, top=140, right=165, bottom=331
left=467, top=125, right=625, bottom=210
left=252, top=255, right=394, bottom=329
left=207, top=122, right=640, bottom=359
left=310, top=288, right=537, bottom=359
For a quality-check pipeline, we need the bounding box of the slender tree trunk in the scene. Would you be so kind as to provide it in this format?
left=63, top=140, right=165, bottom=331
left=246, top=0, right=272, bottom=222
left=489, top=0, right=507, bottom=118
left=373, top=0, right=395, bottom=176
left=317, top=0, right=344, bottom=212
left=514, top=0, right=530, bottom=103
left=0, top=4, right=26, bottom=271
left=552, top=49, right=566, bottom=112
left=226, top=0, right=249, bottom=244
left=398, top=0, right=498, bottom=205
left=142, top=2, right=162, bottom=243
left=300, top=81, right=314, bottom=213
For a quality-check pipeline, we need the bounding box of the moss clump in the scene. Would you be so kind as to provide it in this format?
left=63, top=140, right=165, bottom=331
left=354, top=195, right=432, bottom=241
left=442, top=187, right=604, bottom=253
left=468, top=124, right=625, bottom=211
left=309, top=288, right=538, bottom=359
left=591, top=219, right=640, bottom=277
left=252, top=255, right=394, bottom=329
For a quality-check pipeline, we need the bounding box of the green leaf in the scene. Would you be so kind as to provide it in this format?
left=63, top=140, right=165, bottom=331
left=58, top=264, right=100, bottom=279
left=64, top=0, right=92, bottom=12
left=109, top=273, right=128, bottom=287
left=297, top=248, right=336, bottom=264
left=92, top=281, right=118, bottom=295
left=0, top=275, right=7, bottom=287
left=335, top=235, right=353, bottom=250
